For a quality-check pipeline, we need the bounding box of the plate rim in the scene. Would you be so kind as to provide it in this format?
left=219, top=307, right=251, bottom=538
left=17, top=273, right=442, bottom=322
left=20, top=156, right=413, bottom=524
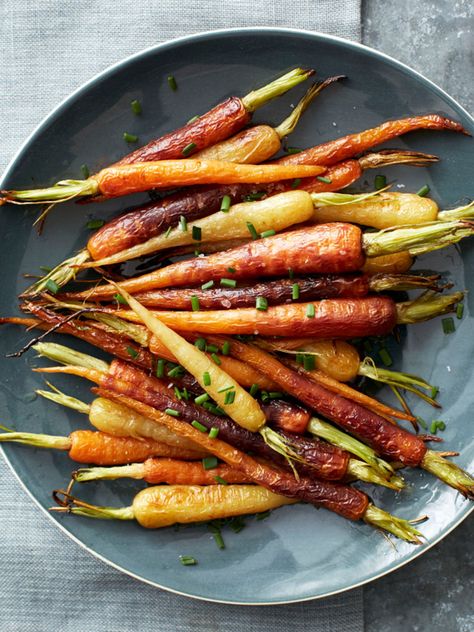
left=1, top=26, right=473, bottom=606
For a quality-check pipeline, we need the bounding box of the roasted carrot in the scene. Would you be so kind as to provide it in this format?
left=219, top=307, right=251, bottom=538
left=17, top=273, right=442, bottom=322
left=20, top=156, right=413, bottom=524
left=362, top=252, right=413, bottom=275
left=0, top=429, right=201, bottom=464
left=261, top=400, right=311, bottom=435
left=275, top=113, right=467, bottom=166
left=74, top=457, right=253, bottom=485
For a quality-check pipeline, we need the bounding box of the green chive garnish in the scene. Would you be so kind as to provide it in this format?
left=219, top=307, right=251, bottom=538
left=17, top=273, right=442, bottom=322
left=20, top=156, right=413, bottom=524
left=378, top=348, right=393, bottom=367
left=221, top=341, right=230, bottom=356
left=229, top=516, right=245, bottom=532
left=246, top=221, right=259, bottom=240
left=416, top=416, right=428, bottom=430
left=286, top=147, right=301, bottom=155
left=268, top=392, right=284, bottom=399
left=431, top=386, right=439, bottom=399
left=80, top=164, right=90, bottom=179
left=194, top=249, right=202, bottom=256
left=256, top=296, right=268, bottom=311
left=179, top=555, right=197, bottom=566
left=86, top=218, right=105, bottom=229
left=123, top=132, right=138, bottom=143
left=113, top=293, right=128, bottom=305
left=126, top=346, right=138, bottom=359
left=191, top=420, right=207, bottom=433
left=131, top=99, right=142, bottom=115
left=187, top=115, right=199, bottom=124
left=206, top=344, right=219, bottom=353
left=156, top=359, right=165, bottom=378
left=249, top=384, right=259, bottom=397
left=295, top=353, right=304, bottom=365
left=292, top=283, right=300, bottom=300
left=167, top=365, right=183, bottom=378
left=456, top=303, right=464, bottom=320
left=317, top=176, right=332, bottom=184
left=374, top=175, right=386, bottom=190
left=211, top=353, right=221, bottom=365
left=288, top=268, right=294, bottom=279
left=436, top=420, right=446, bottom=431
left=201, top=280, right=214, bottom=290
left=174, top=386, right=182, bottom=401
left=416, top=184, right=430, bottom=197
left=256, top=510, right=271, bottom=521
left=224, top=390, right=236, bottom=405
left=203, top=371, right=211, bottom=386
left=220, top=278, right=237, bottom=288
left=182, top=142, right=196, bottom=156
left=244, top=192, right=265, bottom=202
left=165, top=408, right=180, bottom=417
left=202, top=456, right=218, bottom=470
left=260, top=229, right=276, bottom=238
left=192, top=225, right=201, bottom=241
left=291, top=178, right=301, bottom=189
left=217, top=385, right=234, bottom=393
left=214, top=475, right=227, bottom=484
left=194, top=393, right=210, bottom=405
left=191, top=296, right=200, bottom=312
left=306, top=303, right=315, bottom=318
left=209, top=427, right=219, bottom=439
left=164, top=226, right=173, bottom=238
left=39, top=266, right=52, bottom=273
left=429, top=420, right=445, bottom=434
left=442, top=317, right=455, bottom=334
left=167, top=75, right=177, bottom=91
left=181, top=388, right=190, bottom=401
left=195, top=337, right=206, bottom=351
left=220, top=195, right=231, bottom=212
left=179, top=215, right=188, bottom=232
left=45, top=279, right=59, bottom=294
left=303, top=355, right=315, bottom=371
left=211, top=529, right=225, bottom=550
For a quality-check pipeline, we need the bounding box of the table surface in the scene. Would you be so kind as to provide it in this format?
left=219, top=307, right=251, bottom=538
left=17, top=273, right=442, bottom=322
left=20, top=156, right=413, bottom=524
left=362, top=1, right=473, bottom=630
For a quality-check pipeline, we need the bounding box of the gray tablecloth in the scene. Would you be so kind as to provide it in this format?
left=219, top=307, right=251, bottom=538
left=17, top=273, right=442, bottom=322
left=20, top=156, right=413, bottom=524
left=0, top=2, right=362, bottom=631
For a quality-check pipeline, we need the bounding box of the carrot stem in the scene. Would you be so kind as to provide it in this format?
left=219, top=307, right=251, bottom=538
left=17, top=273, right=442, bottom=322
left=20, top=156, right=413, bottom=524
left=396, top=291, right=463, bottom=324
left=0, top=430, right=70, bottom=450
left=421, top=451, right=474, bottom=499
left=242, top=68, right=313, bottom=112
left=363, top=504, right=423, bottom=544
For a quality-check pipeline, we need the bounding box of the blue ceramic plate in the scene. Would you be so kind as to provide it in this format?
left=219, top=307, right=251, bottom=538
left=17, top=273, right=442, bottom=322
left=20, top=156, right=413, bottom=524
left=0, top=28, right=473, bottom=604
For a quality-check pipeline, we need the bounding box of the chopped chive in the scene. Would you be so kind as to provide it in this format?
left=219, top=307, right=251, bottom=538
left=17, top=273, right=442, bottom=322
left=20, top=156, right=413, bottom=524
left=374, top=175, right=386, bottom=190
left=206, top=344, right=219, bottom=353
left=156, top=359, right=165, bottom=378
left=291, top=178, right=301, bottom=189
left=436, top=420, right=446, bottom=431
left=317, top=176, right=332, bottom=184
left=256, top=296, right=268, bottom=311
left=167, top=365, right=183, bottom=378
left=86, top=218, right=105, bottom=229
left=201, top=280, right=214, bottom=290
left=80, top=164, right=90, bottom=179
left=194, top=337, right=206, bottom=351
left=295, top=352, right=304, bottom=365
left=224, top=390, right=236, bottom=405
left=179, top=215, right=188, bottom=232
left=268, top=392, right=284, bottom=399
left=217, top=385, right=234, bottom=393
left=292, top=283, right=300, bottom=300
left=179, top=555, right=197, bottom=566
left=260, top=229, right=276, bottom=238
left=303, top=355, right=315, bottom=371
left=130, top=99, right=142, bottom=115
left=378, top=348, right=393, bottom=367
left=194, top=393, right=210, bottom=405
left=229, top=516, right=245, bottom=532
left=429, top=420, right=445, bottom=434
left=220, top=278, right=237, bottom=288
left=306, top=303, right=315, bottom=318
left=211, top=529, right=225, bottom=550
left=203, top=371, right=211, bottom=386
left=190, top=295, right=200, bottom=312
left=113, top=293, right=128, bottom=305
left=416, top=416, right=428, bottom=430
left=431, top=385, right=439, bottom=399
left=181, top=388, right=189, bottom=401
left=174, top=386, right=182, bottom=400
left=202, top=456, right=218, bottom=470
left=442, top=317, right=455, bottom=334
left=260, top=390, right=269, bottom=402
left=214, top=475, right=228, bottom=485
left=244, top=191, right=265, bottom=202
left=227, top=267, right=236, bottom=274
left=194, top=249, right=202, bottom=256
left=203, top=402, right=225, bottom=415
left=209, top=427, right=219, bottom=439
left=249, top=383, right=259, bottom=397
left=45, top=279, right=59, bottom=294
left=430, top=420, right=438, bottom=434
left=187, top=115, right=199, bottom=124
left=220, top=195, right=231, bottom=212
left=167, top=75, right=177, bottom=91
left=288, top=268, right=294, bottom=279
left=182, top=142, right=196, bottom=157
left=191, top=420, right=207, bottom=433
left=211, top=353, right=221, bottom=366
left=164, top=226, right=173, bottom=238
left=416, top=184, right=430, bottom=197
left=256, top=510, right=271, bottom=520
left=456, top=303, right=464, bottom=320
left=165, top=408, right=180, bottom=417
left=126, top=346, right=139, bottom=359
left=123, top=132, right=138, bottom=143
left=246, top=221, right=259, bottom=240
left=286, top=147, right=302, bottom=155
left=192, top=225, right=201, bottom=241
left=221, top=341, right=231, bottom=356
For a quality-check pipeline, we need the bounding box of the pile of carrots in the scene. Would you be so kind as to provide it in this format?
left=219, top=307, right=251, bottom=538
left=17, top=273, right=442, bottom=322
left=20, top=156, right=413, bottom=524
left=1, top=67, right=474, bottom=560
